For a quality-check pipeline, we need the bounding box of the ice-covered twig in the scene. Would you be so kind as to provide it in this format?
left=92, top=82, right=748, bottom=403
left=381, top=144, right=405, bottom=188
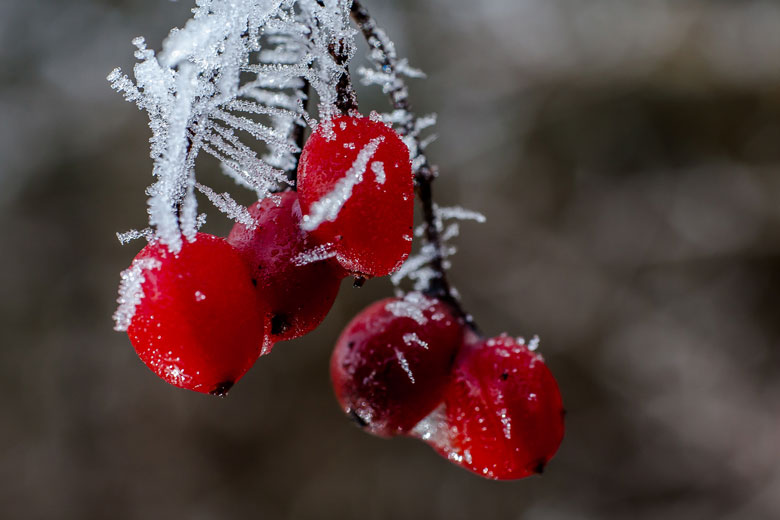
left=351, top=0, right=479, bottom=330
left=109, top=0, right=357, bottom=251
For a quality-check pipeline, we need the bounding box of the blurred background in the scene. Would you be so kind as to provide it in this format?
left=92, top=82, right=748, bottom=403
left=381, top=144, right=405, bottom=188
left=2, top=0, right=779, bottom=518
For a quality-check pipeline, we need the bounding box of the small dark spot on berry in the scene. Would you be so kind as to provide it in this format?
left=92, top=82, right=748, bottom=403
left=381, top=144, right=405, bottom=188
left=348, top=341, right=355, bottom=350
left=270, top=314, right=290, bottom=335
left=533, top=459, right=546, bottom=474
left=353, top=276, right=366, bottom=288
left=209, top=381, right=234, bottom=397
left=501, top=372, right=509, bottom=380
left=335, top=235, right=343, bottom=241
left=348, top=409, right=368, bottom=428
left=251, top=278, right=257, bottom=287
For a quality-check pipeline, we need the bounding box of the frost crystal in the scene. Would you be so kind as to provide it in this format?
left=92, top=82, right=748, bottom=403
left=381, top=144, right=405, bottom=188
left=371, top=161, right=386, bottom=184
left=195, top=183, right=257, bottom=230
left=391, top=204, right=485, bottom=291
left=384, top=292, right=430, bottom=325
left=394, top=348, right=415, bottom=383
left=498, top=408, right=512, bottom=439
left=410, top=403, right=452, bottom=454
left=292, top=242, right=337, bottom=266
left=116, top=228, right=154, bottom=245
left=113, top=257, right=161, bottom=331
left=402, top=332, right=428, bottom=349
left=109, top=0, right=357, bottom=251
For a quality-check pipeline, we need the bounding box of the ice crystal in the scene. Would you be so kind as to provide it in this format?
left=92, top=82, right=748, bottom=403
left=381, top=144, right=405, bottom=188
left=116, top=228, right=154, bottom=245
left=384, top=292, right=430, bottom=325
left=394, top=348, right=415, bottom=383
left=402, top=332, right=428, bottom=349
left=410, top=403, right=452, bottom=453
left=292, top=242, right=337, bottom=266
left=195, top=183, right=257, bottom=230
left=113, top=257, right=161, bottom=331
left=370, top=160, right=385, bottom=184
left=109, top=0, right=357, bottom=251
left=390, top=204, right=484, bottom=291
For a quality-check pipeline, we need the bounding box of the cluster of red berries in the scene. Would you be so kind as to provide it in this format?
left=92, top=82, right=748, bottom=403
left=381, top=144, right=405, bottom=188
left=119, top=115, right=563, bottom=480
left=331, top=293, right=564, bottom=479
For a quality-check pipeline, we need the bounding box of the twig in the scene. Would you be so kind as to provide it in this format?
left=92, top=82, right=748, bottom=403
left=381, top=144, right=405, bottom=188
left=350, top=0, right=477, bottom=331
left=328, top=35, right=358, bottom=115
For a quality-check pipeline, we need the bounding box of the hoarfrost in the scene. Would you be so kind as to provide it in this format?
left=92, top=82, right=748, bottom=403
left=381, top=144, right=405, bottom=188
left=410, top=404, right=452, bottom=454
left=195, top=183, right=257, bottom=230
left=385, top=292, right=430, bottom=325
left=498, top=408, right=512, bottom=439
left=110, top=0, right=357, bottom=249
left=292, top=242, right=337, bottom=266
left=371, top=161, right=385, bottom=184
left=402, top=332, right=428, bottom=349
left=116, top=228, right=154, bottom=245
left=195, top=213, right=208, bottom=229
left=394, top=348, right=415, bottom=383
left=436, top=205, right=486, bottom=223
left=113, top=257, right=161, bottom=331
left=441, top=223, right=459, bottom=242
left=391, top=204, right=483, bottom=290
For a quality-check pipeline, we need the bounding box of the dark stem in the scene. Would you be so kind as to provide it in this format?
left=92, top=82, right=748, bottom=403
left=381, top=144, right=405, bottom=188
left=328, top=40, right=358, bottom=115
left=287, top=79, right=311, bottom=189
left=350, top=0, right=477, bottom=332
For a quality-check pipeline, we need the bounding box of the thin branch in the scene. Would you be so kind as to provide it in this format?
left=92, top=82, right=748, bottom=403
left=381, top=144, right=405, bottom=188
left=350, top=0, right=477, bottom=331
left=329, top=39, right=358, bottom=115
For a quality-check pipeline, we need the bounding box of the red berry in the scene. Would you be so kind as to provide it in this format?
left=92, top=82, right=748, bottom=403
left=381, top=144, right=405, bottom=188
left=298, top=115, right=414, bottom=278
left=330, top=292, right=464, bottom=436
left=119, top=233, right=265, bottom=395
left=228, top=191, right=346, bottom=344
left=436, top=334, right=564, bottom=479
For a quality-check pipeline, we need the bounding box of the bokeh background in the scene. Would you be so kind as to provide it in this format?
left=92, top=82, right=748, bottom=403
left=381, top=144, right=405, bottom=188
left=2, top=0, right=779, bottom=518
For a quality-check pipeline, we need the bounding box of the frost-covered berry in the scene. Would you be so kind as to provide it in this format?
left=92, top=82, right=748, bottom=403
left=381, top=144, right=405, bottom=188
left=439, top=334, right=564, bottom=480
left=298, top=115, right=414, bottom=278
left=118, top=233, right=265, bottom=395
left=228, top=191, right=346, bottom=344
left=330, top=292, right=464, bottom=437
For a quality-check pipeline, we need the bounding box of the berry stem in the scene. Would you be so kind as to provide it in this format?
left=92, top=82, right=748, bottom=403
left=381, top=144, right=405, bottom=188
left=329, top=41, right=358, bottom=115
left=349, top=0, right=478, bottom=332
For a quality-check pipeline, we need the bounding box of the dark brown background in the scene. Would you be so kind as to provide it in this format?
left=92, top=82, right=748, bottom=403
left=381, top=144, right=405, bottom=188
left=1, top=0, right=779, bottom=518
